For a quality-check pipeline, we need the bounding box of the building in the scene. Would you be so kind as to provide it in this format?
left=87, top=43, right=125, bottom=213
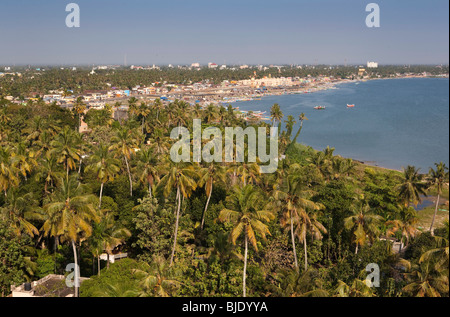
left=367, top=61, right=378, bottom=68
left=208, top=63, right=218, bottom=69
left=191, top=63, right=200, bottom=68
left=11, top=274, right=89, bottom=297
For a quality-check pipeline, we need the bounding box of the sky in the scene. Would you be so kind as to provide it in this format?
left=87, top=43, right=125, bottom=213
left=0, top=0, right=448, bottom=66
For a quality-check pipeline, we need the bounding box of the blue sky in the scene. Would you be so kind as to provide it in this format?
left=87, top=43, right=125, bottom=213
left=0, top=0, right=448, bottom=65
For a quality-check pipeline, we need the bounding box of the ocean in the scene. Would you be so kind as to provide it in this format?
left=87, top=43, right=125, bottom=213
left=233, top=78, right=449, bottom=172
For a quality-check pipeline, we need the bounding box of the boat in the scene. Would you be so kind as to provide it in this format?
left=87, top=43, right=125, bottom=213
left=314, top=106, right=326, bottom=110
left=347, top=104, right=355, bottom=108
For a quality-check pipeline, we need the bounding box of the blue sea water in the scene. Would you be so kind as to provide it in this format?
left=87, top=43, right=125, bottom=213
left=233, top=78, right=449, bottom=171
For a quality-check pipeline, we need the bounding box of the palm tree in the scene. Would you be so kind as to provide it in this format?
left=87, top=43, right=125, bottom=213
left=428, top=162, right=449, bottom=236
left=295, top=207, right=327, bottom=271
left=136, top=147, right=160, bottom=199
left=41, top=176, right=99, bottom=297
left=276, top=165, right=324, bottom=270
left=284, top=115, right=296, bottom=139
left=11, top=141, right=39, bottom=181
left=0, top=146, right=20, bottom=196
left=236, top=162, right=260, bottom=186
left=217, top=185, right=274, bottom=297
left=152, top=98, right=164, bottom=121
left=133, top=256, right=182, bottom=297
left=386, top=208, right=419, bottom=249
left=109, top=127, right=138, bottom=197
left=204, top=104, right=218, bottom=124
left=158, top=162, right=198, bottom=266
left=34, top=155, right=63, bottom=195
left=344, top=201, right=384, bottom=254
left=198, top=163, right=227, bottom=229
left=91, top=211, right=131, bottom=270
left=401, top=257, right=449, bottom=297
left=0, top=189, right=43, bottom=238
left=397, top=165, right=428, bottom=208
left=86, top=144, right=121, bottom=208
left=49, top=126, right=80, bottom=180
left=72, top=97, right=86, bottom=132
left=270, top=103, right=283, bottom=130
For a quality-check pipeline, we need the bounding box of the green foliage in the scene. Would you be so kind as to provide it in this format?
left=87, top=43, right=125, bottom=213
left=80, top=258, right=145, bottom=297
left=0, top=222, right=32, bottom=296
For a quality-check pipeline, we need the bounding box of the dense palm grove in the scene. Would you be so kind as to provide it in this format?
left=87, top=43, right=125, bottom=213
left=0, top=96, right=448, bottom=297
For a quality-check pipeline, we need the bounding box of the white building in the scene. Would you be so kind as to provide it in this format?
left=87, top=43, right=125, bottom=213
left=367, top=61, right=378, bottom=68
left=191, top=63, right=200, bottom=68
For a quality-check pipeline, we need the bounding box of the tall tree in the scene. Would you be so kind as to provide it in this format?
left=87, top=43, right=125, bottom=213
left=158, top=163, right=198, bottom=266
left=86, top=144, right=121, bottom=208
left=218, top=185, right=274, bottom=297
left=41, top=176, right=99, bottom=297
left=198, top=163, right=227, bottom=229
left=428, top=162, right=449, bottom=236
left=109, top=127, right=138, bottom=197
left=397, top=165, right=428, bottom=208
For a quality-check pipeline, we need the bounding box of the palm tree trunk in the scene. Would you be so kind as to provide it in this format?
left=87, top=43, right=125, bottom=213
left=429, top=194, right=440, bottom=236
left=99, top=182, right=104, bottom=208
left=170, top=185, right=181, bottom=266
left=201, top=182, right=213, bottom=230
left=97, top=252, right=101, bottom=276
left=304, top=237, right=308, bottom=271
left=71, top=240, right=79, bottom=297
left=355, top=243, right=359, bottom=255
left=98, top=182, right=105, bottom=209
left=290, top=212, right=298, bottom=270
left=123, top=155, right=133, bottom=196
left=243, top=235, right=248, bottom=298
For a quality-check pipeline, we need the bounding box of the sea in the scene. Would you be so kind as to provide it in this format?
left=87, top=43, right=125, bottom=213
left=232, top=78, right=449, bottom=172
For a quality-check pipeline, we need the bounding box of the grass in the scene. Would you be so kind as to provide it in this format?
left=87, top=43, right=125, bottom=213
left=416, top=202, right=449, bottom=232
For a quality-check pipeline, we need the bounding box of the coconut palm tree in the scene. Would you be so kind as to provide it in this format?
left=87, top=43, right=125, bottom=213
left=86, top=144, right=121, bottom=208
left=344, top=201, right=384, bottom=254
left=133, top=256, right=182, bottom=297
left=91, top=211, right=131, bottom=270
left=386, top=208, right=419, bottom=249
left=158, top=162, right=198, bottom=266
left=41, top=176, right=100, bottom=297
left=276, top=165, right=324, bottom=270
left=198, top=163, right=227, bottom=229
left=109, top=127, right=138, bottom=197
left=0, top=189, right=43, bottom=238
left=428, top=162, right=449, bottom=236
left=34, top=155, right=63, bottom=195
left=397, top=165, right=428, bottom=208
left=217, top=185, right=274, bottom=297
left=401, top=257, right=449, bottom=297
left=72, top=97, right=86, bottom=132
left=0, top=146, right=20, bottom=196
left=136, top=146, right=160, bottom=199
left=270, top=103, right=283, bottom=129
left=49, top=126, right=80, bottom=180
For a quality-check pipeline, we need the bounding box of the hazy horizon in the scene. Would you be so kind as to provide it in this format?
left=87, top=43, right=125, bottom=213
left=0, top=0, right=448, bottom=66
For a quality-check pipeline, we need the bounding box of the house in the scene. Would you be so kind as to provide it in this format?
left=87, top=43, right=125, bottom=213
left=10, top=274, right=89, bottom=297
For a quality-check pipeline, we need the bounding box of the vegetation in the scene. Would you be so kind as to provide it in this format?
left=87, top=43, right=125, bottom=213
left=0, top=94, right=448, bottom=298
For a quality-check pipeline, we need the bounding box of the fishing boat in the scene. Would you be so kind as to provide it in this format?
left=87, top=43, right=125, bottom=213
left=347, top=104, right=355, bottom=108
left=314, top=106, right=326, bottom=110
